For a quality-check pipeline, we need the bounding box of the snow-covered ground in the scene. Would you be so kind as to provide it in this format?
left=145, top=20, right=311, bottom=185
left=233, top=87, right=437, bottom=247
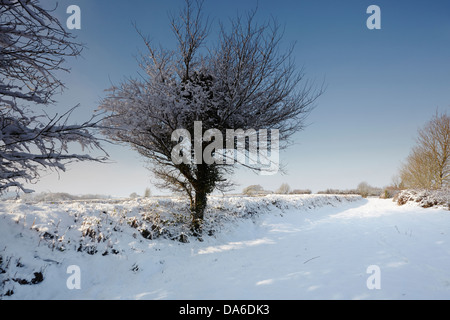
left=1, top=194, right=449, bottom=300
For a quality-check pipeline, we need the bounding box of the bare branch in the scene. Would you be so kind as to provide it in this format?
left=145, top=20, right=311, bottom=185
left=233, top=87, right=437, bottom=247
left=0, top=0, right=106, bottom=194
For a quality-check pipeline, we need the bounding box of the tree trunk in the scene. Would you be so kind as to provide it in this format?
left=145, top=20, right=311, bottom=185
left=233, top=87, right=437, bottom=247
left=190, top=161, right=213, bottom=235
left=191, top=187, right=207, bottom=235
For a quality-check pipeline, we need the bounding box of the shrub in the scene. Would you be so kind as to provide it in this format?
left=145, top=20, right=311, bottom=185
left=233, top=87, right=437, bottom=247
left=242, top=185, right=265, bottom=196
left=290, top=189, right=312, bottom=194
left=394, top=189, right=450, bottom=209
left=380, top=186, right=401, bottom=199
left=356, top=182, right=382, bottom=198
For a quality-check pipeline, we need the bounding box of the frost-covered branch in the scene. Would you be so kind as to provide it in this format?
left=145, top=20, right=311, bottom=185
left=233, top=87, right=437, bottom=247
left=0, top=0, right=107, bottom=194
left=0, top=0, right=82, bottom=104
left=0, top=105, right=108, bottom=194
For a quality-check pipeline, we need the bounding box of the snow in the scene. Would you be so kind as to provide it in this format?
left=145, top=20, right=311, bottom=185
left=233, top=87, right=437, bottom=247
left=394, top=188, right=450, bottom=210
left=1, top=194, right=449, bottom=300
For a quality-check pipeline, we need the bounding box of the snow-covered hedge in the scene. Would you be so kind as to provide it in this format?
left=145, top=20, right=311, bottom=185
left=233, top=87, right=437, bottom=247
left=4, top=194, right=363, bottom=247
left=0, top=194, right=361, bottom=297
left=394, top=189, right=450, bottom=210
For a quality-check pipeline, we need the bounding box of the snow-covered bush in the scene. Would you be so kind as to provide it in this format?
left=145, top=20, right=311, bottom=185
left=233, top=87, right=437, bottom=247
left=394, top=189, right=450, bottom=210
left=0, top=253, right=44, bottom=297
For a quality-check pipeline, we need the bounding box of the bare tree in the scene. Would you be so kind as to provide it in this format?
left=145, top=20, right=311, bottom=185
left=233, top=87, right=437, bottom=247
left=356, top=181, right=382, bottom=197
left=356, top=181, right=370, bottom=198
left=400, top=111, right=449, bottom=189
left=0, top=0, right=106, bottom=194
left=242, top=184, right=264, bottom=196
left=99, top=0, right=322, bottom=233
left=275, top=183, right=291, bottom=194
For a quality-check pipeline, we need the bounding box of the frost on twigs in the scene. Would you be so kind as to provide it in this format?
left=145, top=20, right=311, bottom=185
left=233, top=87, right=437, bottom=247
left=0, top=1, right=107, bottom=195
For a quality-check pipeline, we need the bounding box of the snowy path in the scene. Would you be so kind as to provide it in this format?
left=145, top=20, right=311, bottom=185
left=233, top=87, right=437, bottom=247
left=136, top=198, right=450, bottom=300
left=2, top=197, right=450, bottom=299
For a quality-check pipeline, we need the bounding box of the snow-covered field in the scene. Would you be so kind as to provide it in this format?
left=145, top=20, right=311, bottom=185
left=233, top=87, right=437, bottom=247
left=1, top=194, right=449, bottom=300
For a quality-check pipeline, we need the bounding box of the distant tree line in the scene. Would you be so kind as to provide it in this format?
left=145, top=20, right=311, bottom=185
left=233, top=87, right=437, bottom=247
left=242, top=182, right=383, bottom=198
left=317, top=182, right=382, bottom=198
left=242, top=183, right=311, bottom=196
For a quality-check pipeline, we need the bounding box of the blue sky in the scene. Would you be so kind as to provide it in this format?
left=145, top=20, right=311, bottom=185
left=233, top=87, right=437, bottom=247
left=29, top=0, right=450, bottom=196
